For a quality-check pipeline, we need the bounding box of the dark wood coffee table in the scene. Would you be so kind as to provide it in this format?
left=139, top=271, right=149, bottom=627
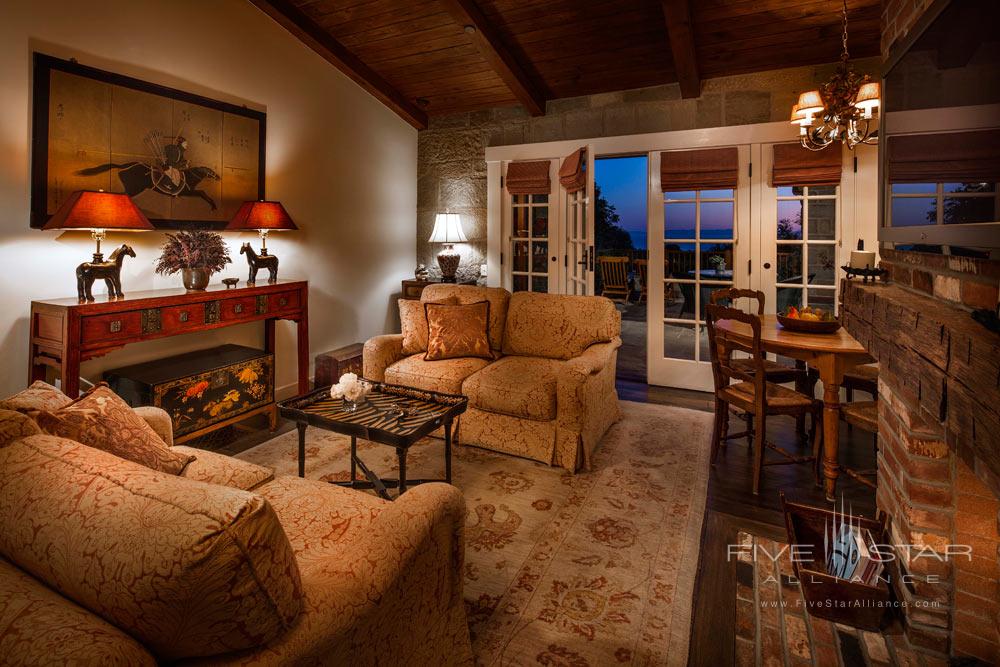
left=278, top=382, right=468, bottom=499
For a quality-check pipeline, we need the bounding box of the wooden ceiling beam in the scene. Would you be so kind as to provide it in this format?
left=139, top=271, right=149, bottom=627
left=660, top=0, right=701, bottom=99
left=438, top=0, right=546, bottom=116
left=248, top=0, right=428, bottom=130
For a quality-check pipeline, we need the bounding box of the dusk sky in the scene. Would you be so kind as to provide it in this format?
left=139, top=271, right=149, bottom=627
left=595, top=156, right=648, bottom=248
left=595, top=156, right=737, bottom=248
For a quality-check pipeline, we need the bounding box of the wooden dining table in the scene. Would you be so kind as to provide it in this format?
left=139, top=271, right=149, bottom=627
left=714, top=314, right=873, bottom=501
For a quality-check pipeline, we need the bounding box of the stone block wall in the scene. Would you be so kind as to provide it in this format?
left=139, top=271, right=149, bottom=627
left=841, top=279, right=1000, bottom=663
left=881, top=0, right=934, bottom=58
left=416, top=59, right=878, bottom=282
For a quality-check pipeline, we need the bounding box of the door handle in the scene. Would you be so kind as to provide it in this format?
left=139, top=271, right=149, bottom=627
left=578, top=247, right=588, bottom=267
left=763, top=262, right=772, bottom=269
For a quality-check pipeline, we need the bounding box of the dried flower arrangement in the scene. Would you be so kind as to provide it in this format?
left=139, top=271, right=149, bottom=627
left=155, top=231, right=231, bottom=275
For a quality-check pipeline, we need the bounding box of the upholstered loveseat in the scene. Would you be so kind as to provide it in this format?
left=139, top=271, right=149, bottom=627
left=0, top=382, right=472, bottom=665
left=364, top=285, right=622, bottom=471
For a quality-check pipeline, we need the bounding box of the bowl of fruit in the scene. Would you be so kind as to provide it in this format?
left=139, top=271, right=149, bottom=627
left=777, top=306, right=841, bottom=334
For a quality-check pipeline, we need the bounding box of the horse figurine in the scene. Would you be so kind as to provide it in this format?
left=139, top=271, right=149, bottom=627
left=240, top=243, right=278, bottom=284
left=76, top=244, right=135, bottom=301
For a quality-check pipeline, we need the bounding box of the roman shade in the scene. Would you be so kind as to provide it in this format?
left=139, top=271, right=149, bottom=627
left=559, top=148, right=586, bottom=193
left=506, top=160, right=550, bottom=195
left=660, top=147, right=738, bottom=191
left=771, top=143, right=842, bottom=187
left=887, top=130, right=1000, bottom=183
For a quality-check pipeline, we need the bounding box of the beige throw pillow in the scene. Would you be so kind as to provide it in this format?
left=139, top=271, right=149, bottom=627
left=399, top=296, right=457, bottom=355
left=36, top=384, right=194, bottom=475
left=424, top=301, right=493, bottom=361
left=0, top=381, right=73, bottom=416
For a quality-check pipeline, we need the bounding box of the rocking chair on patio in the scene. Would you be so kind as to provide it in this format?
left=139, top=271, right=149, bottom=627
left=633, top=259, right=647, bottom=304
left=598, top=256, right=630, bottom=303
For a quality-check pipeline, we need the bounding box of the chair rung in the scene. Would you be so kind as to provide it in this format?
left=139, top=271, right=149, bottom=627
left=723, top=430, right=751, bottom=440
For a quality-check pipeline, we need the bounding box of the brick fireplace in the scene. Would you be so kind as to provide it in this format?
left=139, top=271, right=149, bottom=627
left=840, top=250, right=1000, bottom=663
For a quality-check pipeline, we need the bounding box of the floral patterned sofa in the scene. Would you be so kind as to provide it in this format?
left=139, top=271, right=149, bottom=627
left=364, top=285, right=622, bottom=471
left=0, top=382, right=472, bottom=665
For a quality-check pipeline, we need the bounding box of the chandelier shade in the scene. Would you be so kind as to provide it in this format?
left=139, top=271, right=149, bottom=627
left=789, top=0, right=879, bottom=151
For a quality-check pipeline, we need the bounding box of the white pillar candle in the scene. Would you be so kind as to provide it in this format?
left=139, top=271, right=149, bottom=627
left=850, top=250, right=876, bottom=270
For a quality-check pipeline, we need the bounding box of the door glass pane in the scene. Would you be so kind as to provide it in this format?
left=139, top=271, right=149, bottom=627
left=532, top=194, right=548, bottom=204
left=891, top=198, right=936, bottom=226
left=807, top=288, right=836, bottom=312
left=698, top=325, right=711, bottom=363
left=700, top=242, right=733, bottom=278
left=513, top=241, right=528, bottom=272
left=778, top=186, right=805, bottom=196
left=700, top=189, right=734, bottom=199
left=514, top=207, right=529, bottom=237
left=776, top=286, right=803, bottom=312
left=809, top=185, right=837, bottom=196
left=777, top=200, right=803, bottom=239
left=666, top=190, right=696, bottom=200
left=532, top=276, right=548, bottom=292
left=665, top=202, right=696, bottom=239
left=664, top=323, right=696, bottom=360
left=808, top=199, right=836, bottom=240
left=665, top=243, right=696, bottom=278
left=666, top=282, right=696, bottom=320
left=776, top=245, right=802, bottom=283
left=701, top=202, right=734, bottom=239
left=699, top=283, right=733, bottom=320
left=532, top=242, right=548, bottom=272
left=532, top=207, right=549, bottom=237
left=807, top=244, right=836, bottom=285
left=513, top=275, right=528, bottom=292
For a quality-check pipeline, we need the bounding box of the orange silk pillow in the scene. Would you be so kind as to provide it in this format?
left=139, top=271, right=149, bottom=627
left=424, top=301, right=492, bottom=361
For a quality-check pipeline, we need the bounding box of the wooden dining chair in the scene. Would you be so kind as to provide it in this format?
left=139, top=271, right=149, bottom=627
left=843, top=363, right=879, bottom=401
left=709, top=287, right=818, bottom=443
left=705, top=304, right=824, bottom=495
left=634, top=259, right=648, bottom=304
left=598, top=256, right=630, bottom=303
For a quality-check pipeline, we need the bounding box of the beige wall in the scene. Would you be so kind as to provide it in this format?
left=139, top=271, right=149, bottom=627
left=0, top=0, right=416, bottom=398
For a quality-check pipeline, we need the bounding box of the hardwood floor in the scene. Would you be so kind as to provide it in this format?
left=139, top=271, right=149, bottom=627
left=617, top=377, right=878, bottom=667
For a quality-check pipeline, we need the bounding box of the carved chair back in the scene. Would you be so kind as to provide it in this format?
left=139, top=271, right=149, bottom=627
left=709, top=287, right=766, bottom=315
left=705, top=304, right=768, bottom=407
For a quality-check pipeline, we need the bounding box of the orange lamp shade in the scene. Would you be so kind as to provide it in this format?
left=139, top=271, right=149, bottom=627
left=226, top=201, right=298, bottom=231
left=42, top=190, right=154, bottom=231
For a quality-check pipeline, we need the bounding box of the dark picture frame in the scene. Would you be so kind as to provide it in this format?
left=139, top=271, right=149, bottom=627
left=31, top=53, right=266, bottom=230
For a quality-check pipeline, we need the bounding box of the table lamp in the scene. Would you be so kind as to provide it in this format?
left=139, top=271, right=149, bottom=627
left=429, top=212, right=467, bottom=282
left=42, top=190, right=154, bottom=300
left=226, top=200, right=298, bottom=284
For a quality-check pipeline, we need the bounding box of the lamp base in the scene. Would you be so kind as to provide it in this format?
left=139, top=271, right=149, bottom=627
left=436, top=244, right=460, bottom=282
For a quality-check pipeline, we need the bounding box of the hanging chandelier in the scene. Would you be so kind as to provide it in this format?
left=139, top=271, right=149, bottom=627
left=790, top=0, right=880, bottom=150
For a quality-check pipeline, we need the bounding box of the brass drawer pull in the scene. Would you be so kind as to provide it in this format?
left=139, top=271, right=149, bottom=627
left=109, top=320, right=122, bottom=333
left=279, top=297, right=288, bottom=307
left=179, top=311, right=189, bottom=323
left=234, top=303, right=244, bottom=314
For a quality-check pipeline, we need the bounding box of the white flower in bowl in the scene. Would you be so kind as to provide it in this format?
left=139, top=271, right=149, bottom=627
left=330, top=372, right=369, bottom=404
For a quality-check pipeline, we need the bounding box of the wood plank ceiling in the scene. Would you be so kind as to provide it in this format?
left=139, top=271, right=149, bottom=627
left=251, top=0, right=881, bottom=129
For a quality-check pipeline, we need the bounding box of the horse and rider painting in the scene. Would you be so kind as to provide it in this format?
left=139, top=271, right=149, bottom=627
left=30, top=54, right=265, bottom=230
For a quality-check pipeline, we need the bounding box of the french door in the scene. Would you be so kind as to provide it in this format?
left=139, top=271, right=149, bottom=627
left=647, top=146, right=752, bottom=390
left=501, top=147, right=596, bottom=295
left=565, top=145, right=595, bottom=295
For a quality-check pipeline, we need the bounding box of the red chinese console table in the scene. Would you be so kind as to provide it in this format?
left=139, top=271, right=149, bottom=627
left=29, top=280, right=309, bottom=400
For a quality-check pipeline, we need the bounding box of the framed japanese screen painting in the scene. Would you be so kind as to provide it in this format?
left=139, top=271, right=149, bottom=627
left=30, top=53, right=266, bottom=229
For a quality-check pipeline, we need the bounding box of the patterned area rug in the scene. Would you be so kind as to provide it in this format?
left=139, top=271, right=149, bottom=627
left=236, top=400, right=712, bottom=666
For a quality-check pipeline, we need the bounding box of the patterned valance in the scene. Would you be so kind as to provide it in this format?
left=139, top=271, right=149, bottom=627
left=505, top=160, right=550, bottom=195
left=559, top=148, right=586, bottom=193
left=771, top=143, right=842, bottom=187
left=887, top=130, right=1000, bottom=183
left=660, top=147, right=738, bottom=191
